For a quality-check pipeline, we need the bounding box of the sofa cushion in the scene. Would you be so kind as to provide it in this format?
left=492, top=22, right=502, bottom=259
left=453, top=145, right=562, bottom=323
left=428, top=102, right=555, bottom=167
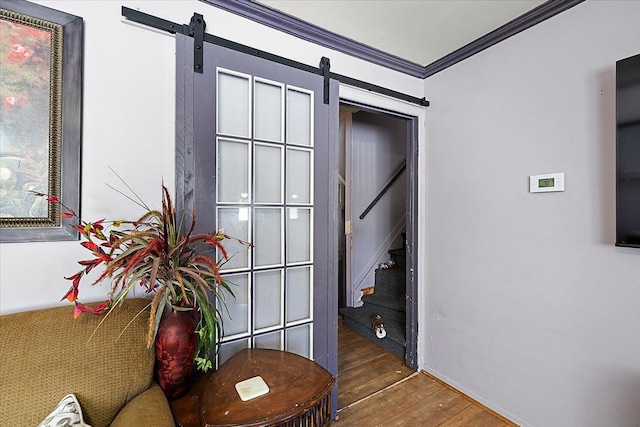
left=110, top=382, right=175, bottom=427
left=0, top=298, right=155, bottom=427
left=38, top=394, right=91, bottom=427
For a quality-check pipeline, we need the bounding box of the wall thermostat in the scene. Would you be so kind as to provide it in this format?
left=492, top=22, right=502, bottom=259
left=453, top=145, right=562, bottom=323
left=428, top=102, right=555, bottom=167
left=529, top=173, right=564, bottom=193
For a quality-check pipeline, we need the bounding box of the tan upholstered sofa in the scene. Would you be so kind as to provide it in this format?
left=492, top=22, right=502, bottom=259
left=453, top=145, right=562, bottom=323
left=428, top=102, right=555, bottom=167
left=0, top=298, right=175, bottom=427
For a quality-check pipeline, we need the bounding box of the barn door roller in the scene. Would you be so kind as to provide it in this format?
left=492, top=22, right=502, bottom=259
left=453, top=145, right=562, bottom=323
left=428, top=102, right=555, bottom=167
left=121, top=6, right=429, bottom=107
left=188, top=13, right=205, bottom=73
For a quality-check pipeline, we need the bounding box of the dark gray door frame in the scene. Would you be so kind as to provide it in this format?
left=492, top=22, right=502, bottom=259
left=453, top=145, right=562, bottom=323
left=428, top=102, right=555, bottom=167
left=340, top=100, right=419, bottom=370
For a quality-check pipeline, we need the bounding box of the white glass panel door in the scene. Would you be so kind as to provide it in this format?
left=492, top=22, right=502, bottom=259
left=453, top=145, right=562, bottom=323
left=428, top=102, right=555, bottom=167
left=286, top=207, right=312, bottom=264
left=287, top=88, right=313, bottom=146
left=285, top=324, right=312, bottom=358
left=254, top=79, right=284, bottom=142
left=253, top=208, right=283, bottom=267
left=217, top=139, right=250, bottom=204
left=286, top=266, right=312, bottom=324
left=254, top=331, right=283, bottom=350
left=177, top=35, right=336, bottom=403
left=254, top=269, right=283, bottom=331
left=217, top=208, right=250, bottom=271
left=254, top=143, right=283, bottom=204
left=216, top=67, right=316, bottom=365
left=220, top=273, right=250, bottom=338
left=286, top=148, right=312, bottom=204
left=217, top=70, right=251, bottom=137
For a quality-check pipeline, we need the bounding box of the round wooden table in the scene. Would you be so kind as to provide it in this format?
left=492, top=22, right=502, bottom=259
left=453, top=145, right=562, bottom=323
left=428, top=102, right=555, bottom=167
left=171, top=349, right=335, bottom=427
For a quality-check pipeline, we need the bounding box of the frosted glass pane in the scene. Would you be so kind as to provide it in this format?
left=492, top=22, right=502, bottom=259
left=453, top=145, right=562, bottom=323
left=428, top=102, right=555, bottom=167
left=218, top=72, right=250, bottom=137
left=285, top=324, right=311, bottom=358
left=286, top=148, right=312, bottom=204
left=255, top=81, right=282, bottom=141
left=218, top=139, right=249, bottom=203
left=218, top=208, right=250, bottom=270
left=255, top=144, right=282, bottom=204
left=219, top=339, right=249, bottom=366
left=254, top=270, right=283, bottom=330
left=286, top=267, right=312, bottom=323
left=286, top=208, right=312, bottom=264
left=254, top=331, right=282, bottom=350
left=287, top=89, right=312, bottom=146
left=254, top=208, right=283, bottom=267
left=221, top=273, right=249, bottom=337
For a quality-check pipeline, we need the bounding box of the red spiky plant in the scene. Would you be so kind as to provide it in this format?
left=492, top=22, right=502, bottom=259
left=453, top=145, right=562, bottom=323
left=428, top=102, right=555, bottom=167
left=34, top=176, right=251, bottom=372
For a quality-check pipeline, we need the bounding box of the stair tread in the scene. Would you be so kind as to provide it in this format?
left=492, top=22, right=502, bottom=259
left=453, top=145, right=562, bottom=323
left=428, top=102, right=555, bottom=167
left=339, top=306, right=405, bottom=346
left=358, top=302, right=405, bottom=323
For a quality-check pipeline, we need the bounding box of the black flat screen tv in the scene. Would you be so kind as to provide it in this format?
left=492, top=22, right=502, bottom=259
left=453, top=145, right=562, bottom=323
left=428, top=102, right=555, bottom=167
left=616, top=52, right=640, bottom=247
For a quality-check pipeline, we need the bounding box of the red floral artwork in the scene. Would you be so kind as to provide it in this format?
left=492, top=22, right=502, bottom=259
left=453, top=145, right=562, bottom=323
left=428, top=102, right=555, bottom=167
left=0, top=18, right=52, bottom=218
left=8, top=44, right=35, bottom=63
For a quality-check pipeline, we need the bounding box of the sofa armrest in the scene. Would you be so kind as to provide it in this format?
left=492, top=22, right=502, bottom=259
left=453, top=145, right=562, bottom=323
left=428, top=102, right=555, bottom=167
left=110, top=382, right=175, bottom=427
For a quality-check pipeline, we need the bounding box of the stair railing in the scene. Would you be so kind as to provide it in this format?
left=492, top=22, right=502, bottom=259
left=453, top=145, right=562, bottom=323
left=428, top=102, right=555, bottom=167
left=359, top=161, right=406, bottom=220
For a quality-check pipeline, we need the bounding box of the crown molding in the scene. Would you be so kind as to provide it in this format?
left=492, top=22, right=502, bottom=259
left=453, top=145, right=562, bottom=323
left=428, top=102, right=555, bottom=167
left=423, top=0, right=585, bottom=77
left=200, top=0, right=585, bottom=80
left=199, top=0, right=425, bottom=77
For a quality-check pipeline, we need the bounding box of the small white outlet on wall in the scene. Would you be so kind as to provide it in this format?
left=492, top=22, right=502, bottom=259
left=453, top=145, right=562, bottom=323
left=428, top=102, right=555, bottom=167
left=529, top=173, right=564, bottom=193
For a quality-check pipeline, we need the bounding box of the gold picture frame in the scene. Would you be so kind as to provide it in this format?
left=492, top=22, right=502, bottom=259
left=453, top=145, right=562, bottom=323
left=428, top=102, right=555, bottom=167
left=0, top=0, right=82, bottom=242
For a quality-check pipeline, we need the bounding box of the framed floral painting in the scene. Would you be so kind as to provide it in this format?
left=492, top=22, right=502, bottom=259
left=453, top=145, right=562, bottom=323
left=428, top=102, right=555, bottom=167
left=0, top=0, right=82, bottom=242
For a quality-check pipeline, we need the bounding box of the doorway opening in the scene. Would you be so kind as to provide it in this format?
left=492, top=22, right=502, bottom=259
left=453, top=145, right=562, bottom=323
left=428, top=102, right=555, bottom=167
left=337, top=100, right=419, bottom=374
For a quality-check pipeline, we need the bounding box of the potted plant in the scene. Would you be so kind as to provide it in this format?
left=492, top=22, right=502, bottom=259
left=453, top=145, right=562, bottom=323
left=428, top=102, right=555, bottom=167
left=34, top=176, right=251, bottom=398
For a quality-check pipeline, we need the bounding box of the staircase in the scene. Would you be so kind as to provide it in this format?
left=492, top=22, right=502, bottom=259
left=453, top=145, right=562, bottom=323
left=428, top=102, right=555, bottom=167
left=339, top=244, right=406, bottom=359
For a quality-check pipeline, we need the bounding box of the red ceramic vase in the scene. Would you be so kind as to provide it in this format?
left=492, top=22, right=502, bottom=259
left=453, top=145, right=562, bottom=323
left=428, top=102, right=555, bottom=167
left=154, top=309, right=197, bottom=399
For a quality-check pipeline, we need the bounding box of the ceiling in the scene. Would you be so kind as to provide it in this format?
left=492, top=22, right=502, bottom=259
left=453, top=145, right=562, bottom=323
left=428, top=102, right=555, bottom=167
left=254, top=0, right=546, bottom=67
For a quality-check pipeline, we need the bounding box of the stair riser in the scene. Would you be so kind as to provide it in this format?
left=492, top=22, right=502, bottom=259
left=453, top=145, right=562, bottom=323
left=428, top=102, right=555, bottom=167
left=361, top=294, right=405, bottom=312
left=388, top=247, right=406, bottom=264
left=373, top=269, right=405, bottom=296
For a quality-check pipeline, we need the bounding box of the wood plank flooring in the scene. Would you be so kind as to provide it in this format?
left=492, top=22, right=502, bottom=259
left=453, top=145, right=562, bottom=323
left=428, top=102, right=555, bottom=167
left=334, top=319, right=517, bottom=426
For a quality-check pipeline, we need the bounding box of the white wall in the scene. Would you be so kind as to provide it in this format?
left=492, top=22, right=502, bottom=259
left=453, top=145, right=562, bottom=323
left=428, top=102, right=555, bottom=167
left=423, top=1, right=640, bottom=426
left=0, top=0, right=423, bottom=314
left=349, top=111, right=407, bottom=305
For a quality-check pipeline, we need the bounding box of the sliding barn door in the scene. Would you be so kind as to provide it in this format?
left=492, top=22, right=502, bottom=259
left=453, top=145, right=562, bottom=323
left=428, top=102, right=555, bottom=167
left=175, top=34, right=337, bottom=374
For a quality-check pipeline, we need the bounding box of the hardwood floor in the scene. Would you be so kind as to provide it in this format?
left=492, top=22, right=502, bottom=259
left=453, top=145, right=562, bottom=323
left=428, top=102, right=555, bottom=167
left=334, top=319, right=517, bottom=426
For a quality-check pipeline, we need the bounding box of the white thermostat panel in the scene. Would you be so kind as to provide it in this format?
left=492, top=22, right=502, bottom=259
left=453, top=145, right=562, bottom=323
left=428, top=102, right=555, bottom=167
left=530, top=173, right=564, bottom=193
